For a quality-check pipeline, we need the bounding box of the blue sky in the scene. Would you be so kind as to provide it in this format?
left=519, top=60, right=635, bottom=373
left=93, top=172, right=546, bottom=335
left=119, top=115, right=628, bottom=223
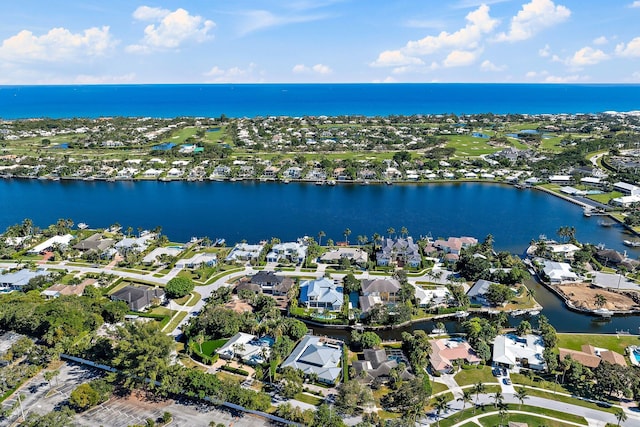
left=1, top=0, right=640, bottom=84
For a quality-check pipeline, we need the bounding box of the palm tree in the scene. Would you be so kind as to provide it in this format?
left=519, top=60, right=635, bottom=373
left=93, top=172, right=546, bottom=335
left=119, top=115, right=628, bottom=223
left=357, top=235, right=368, bottom=247
left=492, top=390, right=503, bottom=408
left=400, top=226, right=408, bottom=238
left=372, top=232, right=381, bottom=250
left=387, top=227, right=395, bottom=239
left=615, top=408, right=628, bottom=426
left=594, top=293, right=607, bottom=309
left=318, top=230, right=325, bottom=247
left=196, top=334, right=205, bottom=354
left=433, top=395, right=450, bottom=427
left=526, top=287, right=536, bottom=302
left=498, top=402, right=509, bottom=425
left=457, top=390, right=473, bottom=411
left=344, top=228, right=351, bottom=245
left=472, top=381, right=485, bottom=413
left=514, top=388, right=529, bottom=409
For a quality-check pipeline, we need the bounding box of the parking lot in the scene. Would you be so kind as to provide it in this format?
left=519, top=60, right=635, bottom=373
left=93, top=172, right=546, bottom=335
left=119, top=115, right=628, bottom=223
left=2, top=362, right=275, bottom=427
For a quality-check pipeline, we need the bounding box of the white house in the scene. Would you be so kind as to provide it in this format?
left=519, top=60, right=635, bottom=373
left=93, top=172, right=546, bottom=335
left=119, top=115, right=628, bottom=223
left=413, top=285, right=450, bottom=308
left=613, top=181, right=640, bottom=196
left=216, top=332, right=273, bottom=365
left=280, top=335, right=343, bottom=384
left=492, top=334, right=546, bottom=371
left=27, top=234, right=74, bottom=254
left=542, top=260, right=578, bottom=284
left=176, top=253, right=217, bottom=269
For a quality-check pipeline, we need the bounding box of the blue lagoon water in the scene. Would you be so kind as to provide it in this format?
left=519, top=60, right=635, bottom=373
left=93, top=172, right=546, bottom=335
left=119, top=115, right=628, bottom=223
left=1, top=83, right=640, bottom=119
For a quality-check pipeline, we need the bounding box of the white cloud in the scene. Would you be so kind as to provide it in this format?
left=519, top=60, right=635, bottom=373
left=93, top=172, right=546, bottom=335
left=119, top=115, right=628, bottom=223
left=403, top=5, right=498, bottom=56
left=630, top=1, right=640, bottom=7
left=480, top=60, right=505, bottom=71
left=372, top=5, right=497, bottom=70
left=615, top=37, right=640, bottom=57
left=237, top=10, right=325, bottom=36
left=203, top=63, right=263, bottom=83
left=538, top=44, right=551, bottom=57
left=593, top=36, right=608, bottom=46
left=443, top=50, right=481, bottom=67
left=292, top=63, right=333, bottom=74
left=74, top=73, right=137, bottom=84
left=545, top=74, right=588, bottom=83
left=0, top=26, right=115, bottom=62
left=495, top=0, right=571, bottom=42
left=565, top=46, right=609, bottom=67
left=127, top=6, right=215, bottom=53
left=371, top=50, right=424, bottom=67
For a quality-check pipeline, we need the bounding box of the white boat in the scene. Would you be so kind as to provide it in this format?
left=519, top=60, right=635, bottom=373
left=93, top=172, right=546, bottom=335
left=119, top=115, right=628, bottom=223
left=594, top=308, right=613, bottom=317
left=624, top=240, right=640, bottom=247
left=528, top=310, right=540, bottom=316
left=510, top=309, right=525, bottom=317
left=431, top=328, right=447, bottom=335
left=77, top=222, right=88, bottom=230
left=454, top=311, right=469, bottom=318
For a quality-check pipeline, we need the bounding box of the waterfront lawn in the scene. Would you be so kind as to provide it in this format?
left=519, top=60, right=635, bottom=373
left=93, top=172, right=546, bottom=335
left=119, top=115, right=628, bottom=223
left=586, top=191, right=623, bottom=204
left=557, top=333, right=640, bottom=355
left=454, top=365, right=498, bottom=386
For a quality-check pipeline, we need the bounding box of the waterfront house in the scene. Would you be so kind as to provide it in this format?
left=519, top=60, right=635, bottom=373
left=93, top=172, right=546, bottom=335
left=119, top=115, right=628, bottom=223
left=352, top=348, right=414, bottom=384
left=376, top=237, right=422, bottom=268
left=280, top=335, right=343, bottom=385
left=319, top=248, right=368, bottom=267
left=216, top=332, right=273, bottom=365
left=433, top=236, right=478, bottom=256
left=613, top=181, right=640, bottom=196
left=299, top=277, right=343, bottom=312
left=547, top=243, right=580, bottom=260
left=265, top=240, right=307, bottom=264
left=559, top=344, right=627, bottom=369
left=467, top=279, right=499, bottom=307
left=115, top=232, right=156, bottom=255
left=359, top=278, right=401, bottom=315
left=580, top=177, right=602, bottom=188
left=492, top=334, right=546, bottom=371
left=72, top=233, right=115, bottom=253
left=541, top=260, right=578, bottom=284
left=225, top=242, right=265, bottom=263
left=142, top=246, right=183, bottom=265
left=0, top=269, right=48, bottom=291
left=547, top=175, right=572, bottom=184
left=175, top=253, right=217, bottom=269
left=413, top=285, right=450, bottom=308
left=111, top=285, right=165, bottom=311
left=611, top=194, right=640, bottom=207
left=27, top=234, right=74, bottom=254
left=430, top=338, right=482, bottom=374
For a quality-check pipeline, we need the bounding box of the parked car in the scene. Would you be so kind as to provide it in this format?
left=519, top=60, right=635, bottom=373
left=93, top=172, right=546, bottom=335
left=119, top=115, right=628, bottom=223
left=503, top=378, right=512, bottom=385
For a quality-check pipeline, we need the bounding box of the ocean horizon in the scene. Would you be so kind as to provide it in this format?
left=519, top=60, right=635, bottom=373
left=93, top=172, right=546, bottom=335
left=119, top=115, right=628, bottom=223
left=1, top=83, right=640, bottom=119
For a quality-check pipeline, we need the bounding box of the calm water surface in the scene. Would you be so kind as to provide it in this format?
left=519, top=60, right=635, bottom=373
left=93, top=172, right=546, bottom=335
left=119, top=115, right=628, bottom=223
left=2, top=179, right=640, bottom=334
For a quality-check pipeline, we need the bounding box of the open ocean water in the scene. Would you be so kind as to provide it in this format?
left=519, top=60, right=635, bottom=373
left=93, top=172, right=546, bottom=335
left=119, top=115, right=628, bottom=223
left=1, top=83, right=640, bottom=119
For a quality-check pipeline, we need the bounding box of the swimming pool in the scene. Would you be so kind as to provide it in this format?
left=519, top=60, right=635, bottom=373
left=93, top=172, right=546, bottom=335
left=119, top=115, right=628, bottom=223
left=633, top=349, right=640, bottom=363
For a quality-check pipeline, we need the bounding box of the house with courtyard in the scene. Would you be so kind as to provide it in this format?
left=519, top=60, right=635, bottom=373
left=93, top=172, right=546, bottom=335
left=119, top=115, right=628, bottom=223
left=319, top=247, right=369, bottom=267
left=559, top=344, right=627, bottom=369
left=541, top=260, right=578, bottom=284
left=376, top=237, right=422, bottom=268
left=216, top=332, right=273, bottom=365
left=142, top=246, right=183, bottom=265
left=433, top=236, right=478, bottom=259
left=72, top=233, right=115, bottom=254
left=265, top=240, right=307, bottom=264
left=430, top=338, right=482, bottom=374
left=492, top=334, right=546, bottom=372
left=27, top=234, right=74, bottom=254
left=175, top=253, right=217, bottom=269
left=41, top=282, right=89, bottom=299
left=239, top=271, right=294, bottom=296
left=352, top=348, right=414, bottom=384
left=359, top=278, right=401, bottom=314
left=280, top=335, right=343, bottom=385
left=413, top=285, right=450, bottom=308
left=467, top=279, right=500, bottom=307
left=110, top=285, right=165, bottom=311
left=115, top=232, right=156, bottom=255
left=225, top=242, right=265, bottom=263
left=299, top=277, right=343, bottom=312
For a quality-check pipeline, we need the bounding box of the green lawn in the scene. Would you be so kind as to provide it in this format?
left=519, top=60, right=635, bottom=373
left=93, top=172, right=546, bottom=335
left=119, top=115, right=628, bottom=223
left=438, top=403, right=588, bottom=427
left=186, top=291, right=201, bottom=307
left=510, top=373, right=569, bottom=393
left=479, top=413, right=578, bottom=427
left=586, top=191, right=623, bottom=204
left=454, top=366, right=499, bottom=386
left=294, top=392, right=323, bottom=406
left=519, top=387, right=617, bottom=414
left=200, top=338, right=229, bottom=357
left=557, top=333, right=640, bottom=355
left=163, top=311, right=187, bottom=333
left=432, top=381, right=449, bottom=394
left=444, top=135, right=502, bottom=157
